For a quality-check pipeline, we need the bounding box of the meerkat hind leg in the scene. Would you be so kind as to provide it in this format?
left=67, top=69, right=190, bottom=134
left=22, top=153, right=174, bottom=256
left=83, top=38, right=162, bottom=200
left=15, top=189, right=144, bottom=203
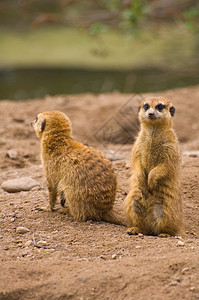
left=158, top=233, right=171, bottom=238
left=60, top=191, right=66, bottom=207
left=57, top=207, right=70, bottom=215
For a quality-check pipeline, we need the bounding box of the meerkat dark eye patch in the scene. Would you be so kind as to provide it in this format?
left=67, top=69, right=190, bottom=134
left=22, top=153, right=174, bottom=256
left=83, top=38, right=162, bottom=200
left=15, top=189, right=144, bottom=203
left=156, top=103, right=166, bottom=111
left=143, top=103, right=150, bottom=111
left=169, top=106, right=175, bottom=117
left=40, top=119, right=46, bottom=131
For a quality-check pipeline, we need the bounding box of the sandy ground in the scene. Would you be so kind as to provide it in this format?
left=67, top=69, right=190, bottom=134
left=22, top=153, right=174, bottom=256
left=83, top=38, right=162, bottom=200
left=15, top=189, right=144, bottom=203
left=0, top=86, right=199, bottom=300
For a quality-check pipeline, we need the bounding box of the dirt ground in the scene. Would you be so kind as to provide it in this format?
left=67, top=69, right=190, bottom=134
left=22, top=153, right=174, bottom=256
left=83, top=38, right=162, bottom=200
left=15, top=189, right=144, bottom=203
left=0, top=86, right=199, bottom=300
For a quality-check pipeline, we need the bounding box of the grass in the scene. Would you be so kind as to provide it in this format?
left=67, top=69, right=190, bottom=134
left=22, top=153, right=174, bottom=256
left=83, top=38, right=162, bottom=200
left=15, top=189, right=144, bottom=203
left=0, top=25, right=197, bottom=70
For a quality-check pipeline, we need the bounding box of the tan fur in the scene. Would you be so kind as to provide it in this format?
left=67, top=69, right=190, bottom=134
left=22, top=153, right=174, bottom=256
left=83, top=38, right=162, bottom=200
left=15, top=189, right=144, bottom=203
left=32, top=110, right=124, bottom=225
left=124, top=97, right=182, bottom=236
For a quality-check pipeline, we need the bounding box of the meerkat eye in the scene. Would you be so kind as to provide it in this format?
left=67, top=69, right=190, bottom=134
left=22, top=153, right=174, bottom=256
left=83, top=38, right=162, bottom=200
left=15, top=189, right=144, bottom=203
left=143, top=103, right=150, bottom=111
left=156, top=103, right=165, bottom=111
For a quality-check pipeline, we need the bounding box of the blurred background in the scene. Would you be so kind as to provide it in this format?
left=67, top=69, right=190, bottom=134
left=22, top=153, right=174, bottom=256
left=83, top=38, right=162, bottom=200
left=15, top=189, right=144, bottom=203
left=0, top=0, right=199, bottom=100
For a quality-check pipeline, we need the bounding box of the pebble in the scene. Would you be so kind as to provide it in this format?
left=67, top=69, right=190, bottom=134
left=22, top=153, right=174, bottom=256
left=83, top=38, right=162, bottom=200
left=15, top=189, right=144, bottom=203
left=189, top=287, right=196, bottom=292
left=7, top=150, right=18, bottom=160
left=183, top=151, right=199, bottom=157
left=16, top=226, right=30, bottom=234
left=10, top=217, right=15, bottom=222
left=138, top=233, right=144, bottom=237
left=177, top=240, right=185, bottom=247
left=1, top=177, right=39, bottom=193
left=135, top=245, right=141, bottom=249
left=21, top=250, right=28, bottom=257
left=24, top=240, right=33, bottom=247
left=170, top=280, right=178, bottom=286
left=182, top=267, right=189, bottom=274
left=111, top=254, right=117, bottom=259
left=13, top=118, right=25, bottom=123
left=9, top=212, right=16, bottom=217
left=37, top=240, right=48, bottom=248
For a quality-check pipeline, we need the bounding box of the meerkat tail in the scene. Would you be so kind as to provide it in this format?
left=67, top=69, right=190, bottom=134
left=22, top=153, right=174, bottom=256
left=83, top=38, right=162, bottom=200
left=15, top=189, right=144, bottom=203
left=102, top=210, right=126, bottom=226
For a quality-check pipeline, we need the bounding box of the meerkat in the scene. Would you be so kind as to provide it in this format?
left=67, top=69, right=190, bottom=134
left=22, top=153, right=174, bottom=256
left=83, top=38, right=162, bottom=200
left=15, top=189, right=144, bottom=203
left=124, top=97, right=182, bottom=236
left=32, top=110, right=124, bottom=225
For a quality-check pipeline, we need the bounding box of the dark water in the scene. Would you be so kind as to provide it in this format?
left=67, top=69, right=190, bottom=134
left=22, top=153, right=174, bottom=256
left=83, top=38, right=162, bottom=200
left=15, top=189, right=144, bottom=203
left=0, top=67, right=199, bottom=100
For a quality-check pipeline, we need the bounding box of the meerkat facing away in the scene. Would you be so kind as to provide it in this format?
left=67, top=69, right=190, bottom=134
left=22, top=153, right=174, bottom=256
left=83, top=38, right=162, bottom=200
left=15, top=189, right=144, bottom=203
left=32, top=110, right=124, bottom=225
left=124, top=97, right=182, bottom=236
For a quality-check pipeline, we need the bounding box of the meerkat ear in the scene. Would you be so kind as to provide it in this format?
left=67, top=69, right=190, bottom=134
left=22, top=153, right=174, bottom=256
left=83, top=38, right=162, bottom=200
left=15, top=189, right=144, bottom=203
left=40, top=119, right=46, bottom=131
left=170, top=106, right=175, bottom=117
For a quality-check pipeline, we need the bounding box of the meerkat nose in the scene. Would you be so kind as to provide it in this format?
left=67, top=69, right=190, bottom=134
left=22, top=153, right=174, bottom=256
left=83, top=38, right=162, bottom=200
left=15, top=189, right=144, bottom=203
left=148, top=112, right=155, bottom=117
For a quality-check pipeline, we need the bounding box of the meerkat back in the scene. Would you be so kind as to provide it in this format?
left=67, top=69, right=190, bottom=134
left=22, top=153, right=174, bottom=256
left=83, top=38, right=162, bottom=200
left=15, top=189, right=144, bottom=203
left=32, top=110, right=124, bottom=225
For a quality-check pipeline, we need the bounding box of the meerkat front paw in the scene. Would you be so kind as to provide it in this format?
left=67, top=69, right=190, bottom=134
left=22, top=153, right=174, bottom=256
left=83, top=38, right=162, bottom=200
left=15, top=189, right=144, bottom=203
left=127, top=227, right=142, bottom=235
left=148, top=172, right=158, bottom=191
left=36, top=204, right=54, bottom=212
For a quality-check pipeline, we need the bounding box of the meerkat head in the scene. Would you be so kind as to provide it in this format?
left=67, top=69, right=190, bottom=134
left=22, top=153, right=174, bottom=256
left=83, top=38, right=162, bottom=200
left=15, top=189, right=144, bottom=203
left=31, top=110, right=72, bottom=139
left=139, top=97, right=175, bottom=126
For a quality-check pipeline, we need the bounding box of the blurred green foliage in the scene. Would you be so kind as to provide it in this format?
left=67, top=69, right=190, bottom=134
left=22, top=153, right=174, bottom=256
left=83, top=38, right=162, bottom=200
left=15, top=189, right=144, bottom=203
left=0, top=0, right=199, bottom=69
left=0, top=0, right=198, bottom=32
left=184, top=6, right=199, bottom=31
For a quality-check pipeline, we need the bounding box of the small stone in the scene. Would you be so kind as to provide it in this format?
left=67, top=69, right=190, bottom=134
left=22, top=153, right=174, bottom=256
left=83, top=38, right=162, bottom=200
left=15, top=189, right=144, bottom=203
left=189, top=287, right=196, bottom=292
left=9, top=212, right=16, bottom=217
left=1, top=177, right=39, bottom=193
left=170, top=280, right=178, bottom=286
left=138, top=233, right=144, bottom=237
left=16, top=226, right=30, bottom=234
left=177, top=240, right=185, bottom=246
left=108, top=155, right=124, bottom=161
left=111, top=254, right=117, bottom=259
left=182, top=267, right=189, bottom=274
left=100, top=255, right=105, bottom=260
left=189, top=154, right=198, bottom=158
left=13, top=118, right=24, bottom=123
left=7, top=150, right=18, bottom=160
left=24, top=240, right=33, bottom=247
left=21, top=251, right=28, bottom=257
left=3, top=246, right=9, bottom=250
left=135, top=245, right=141, bottom=249
left=10, top=218, right=15, bottom=222
left=37, top=240, right=47, bottom=248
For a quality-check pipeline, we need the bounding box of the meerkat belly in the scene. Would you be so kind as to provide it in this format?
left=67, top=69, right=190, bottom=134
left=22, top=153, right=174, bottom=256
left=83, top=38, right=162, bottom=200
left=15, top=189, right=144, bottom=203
left=140, top=142, right=164, bottom=174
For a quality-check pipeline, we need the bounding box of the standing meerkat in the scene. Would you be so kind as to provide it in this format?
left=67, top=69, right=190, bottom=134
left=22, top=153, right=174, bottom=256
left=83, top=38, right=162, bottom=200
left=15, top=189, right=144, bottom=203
left=32, top=110, right=124, bottom=225
left=124, top=97, right=182, bottom=236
